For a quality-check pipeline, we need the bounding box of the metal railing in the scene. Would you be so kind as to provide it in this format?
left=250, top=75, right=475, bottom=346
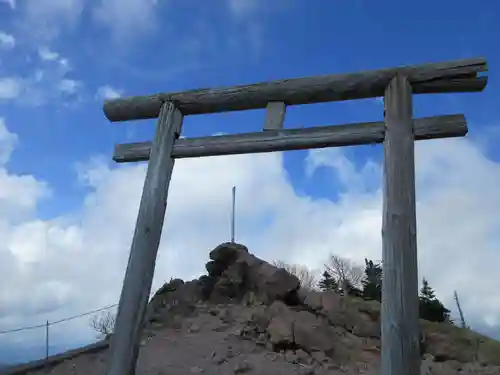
left=0, top=303, right=117, bottom=365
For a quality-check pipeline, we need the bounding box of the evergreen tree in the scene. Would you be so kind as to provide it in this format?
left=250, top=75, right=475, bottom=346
left=419, top=278, right=451, bottom=323
left=344, top=279, right=363, bottom=297
left=318, top=271, right=338, bottom=292
left=362, top=258, right=382, bottom=302
left=420, top=278, right=436, bottom=301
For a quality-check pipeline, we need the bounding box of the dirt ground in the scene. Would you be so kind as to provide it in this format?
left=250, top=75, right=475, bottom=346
left=30, top=303, right=500, bottom=375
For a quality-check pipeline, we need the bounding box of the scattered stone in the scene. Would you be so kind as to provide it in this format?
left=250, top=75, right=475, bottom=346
left=297, top=364, right=316, bottom=375
left=284, top=350, right=298, bottom=364
left=188, top=323, right=201, bottom=333
left=226, top=346, right=237, bottom=358
left=213, top=323, right=231, bottom=332
left=219, top=308, right=233, bottom=323
left=249, top=308, right=269, bottom=333
left=311, top=351, right=329, bottom=363
left=212, top=355, right=226, bottom=365
left=189, top=366, right=204, bottom=373
left=423, top=353, right=435, bottom=361
left=210, top=349, right=228, bottom=365
left=363, top=345, right=380, bottom=354
left=208, top=308, right=219, bottom=316
left=295, top=349, right=312, bottom=364
left=265, top=352, right=279, bottom=361
left=255, top=333, right=267, bottom=346
left=229, top=328, right=243, bottom=338
left=233, top=360, right=252, bottom=373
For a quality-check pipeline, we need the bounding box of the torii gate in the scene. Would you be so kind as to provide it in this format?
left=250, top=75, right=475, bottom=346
left=102, top=57, right=487, bottom=375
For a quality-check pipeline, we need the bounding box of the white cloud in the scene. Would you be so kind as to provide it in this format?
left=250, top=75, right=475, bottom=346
left=0, top=120, right=50, bottom=224
left=0, top=0, right=15, bottom=9
left=0, top=120, right=499, bottom=358
left=20, top=0, right=84, bottom=40
left=227, top=0, right=261, bottom=17
left=95, top=85, right=122, bottom=100
left=58, top=79, right=81, bottom=94
left=37, top=46, right=70, bottom=72
left=0, top=48, right=81, bottom=105
left=92, top=0, right=160, bottom=40
left=0, top=77, right=24, bottom=100
left=226, top=0, right=290, bottom=18
left=0, top=118, right=18, bottom=164
left=35, top=48, right=76, bottom=96
left=224, top=0, right=288, bottom=59
left=0, top=31, right=15, bottom=49
left=306, top=148, right=380, bottom=193
left=38, top=46, right=61, bottom=62
left=10, top=0, right=161, bottom=43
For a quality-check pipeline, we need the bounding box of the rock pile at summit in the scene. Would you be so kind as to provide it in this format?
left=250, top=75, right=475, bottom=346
left=9, top=242, right=500, bottom=375
left=139, top=242, right=500, bottom=374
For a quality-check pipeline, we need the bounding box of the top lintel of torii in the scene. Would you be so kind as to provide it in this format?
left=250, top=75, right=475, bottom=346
left=102, top=57, right=487, bottom=123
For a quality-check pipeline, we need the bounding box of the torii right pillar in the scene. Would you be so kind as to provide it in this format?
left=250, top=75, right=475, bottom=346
left=381, top=75, right=421, bottom=375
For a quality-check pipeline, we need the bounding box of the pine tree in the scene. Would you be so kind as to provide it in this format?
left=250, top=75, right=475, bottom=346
left=419, top=278, right=451, bottom=322
left=362, top=259, right=382, bottom=302
left=420, top=278, right=436, bottom=301
left=344, top=279, right=363, bottom=297
left=318, top=271, right=338, bottom=292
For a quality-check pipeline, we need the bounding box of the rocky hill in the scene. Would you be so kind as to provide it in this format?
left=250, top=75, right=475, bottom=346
left=6, top=243, right=500, bottom=375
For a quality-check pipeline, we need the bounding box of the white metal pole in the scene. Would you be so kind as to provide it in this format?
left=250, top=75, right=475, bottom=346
left=231, top=186, right=236, bottom=243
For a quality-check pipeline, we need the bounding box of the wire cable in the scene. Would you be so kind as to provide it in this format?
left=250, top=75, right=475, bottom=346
left=0, top=303, right=118, bottom=335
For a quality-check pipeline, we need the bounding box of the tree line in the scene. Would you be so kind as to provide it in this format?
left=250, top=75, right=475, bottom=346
left=275, top=254, right=452, bottom=324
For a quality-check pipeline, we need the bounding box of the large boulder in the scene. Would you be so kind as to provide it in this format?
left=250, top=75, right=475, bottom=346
left=258, top=301, right=336, bottom=354
left=209, top=242, right=249, bottom=266
left=266, top=301, right=295, bottom=347
left=144, top=278, right=204, bottom=327
left=204, top=243, right=300, bottom=304
left=210, top=262, right=250, bottom=303
left=205, top=261, right=226, bottom=277
left=248, top=261, right=300, bottom=303
left=293, top=310, right=336, bottom=353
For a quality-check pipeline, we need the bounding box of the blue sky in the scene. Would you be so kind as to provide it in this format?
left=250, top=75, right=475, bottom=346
left=1, top=0, right=500, bottom=365
left=1, top=0, right=499, bottom=206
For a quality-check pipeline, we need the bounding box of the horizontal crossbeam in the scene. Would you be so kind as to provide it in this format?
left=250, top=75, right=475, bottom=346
left=113, top=114, right=467, bottom=162
left=103, top=57, right=486, bottom=122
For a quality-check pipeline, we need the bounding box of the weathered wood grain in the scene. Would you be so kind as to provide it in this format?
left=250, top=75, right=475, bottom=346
left=263, top=101, right=286, bottom=131
left=381, top=76, right=420, bottom=375
left=103, top=57, right=487, bottom=121
left=105, top=102, right=183, bottom=375
left=112, top=114, right=467, bottom=162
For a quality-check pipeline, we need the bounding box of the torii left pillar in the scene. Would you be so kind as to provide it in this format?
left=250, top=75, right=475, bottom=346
left=106, top=101, right=182, bottom=375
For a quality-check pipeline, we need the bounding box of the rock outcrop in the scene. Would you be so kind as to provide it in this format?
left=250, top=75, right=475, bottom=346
left=10, top=242, right=500, bottom=375
left=140, top=242, right=500, bottom=374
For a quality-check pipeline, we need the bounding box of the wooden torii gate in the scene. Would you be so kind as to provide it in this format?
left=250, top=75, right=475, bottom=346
left=102, top=57, right=487, bottom=375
